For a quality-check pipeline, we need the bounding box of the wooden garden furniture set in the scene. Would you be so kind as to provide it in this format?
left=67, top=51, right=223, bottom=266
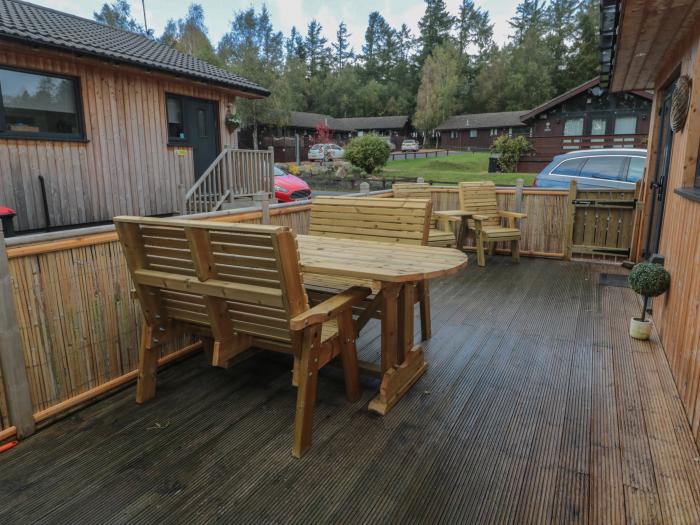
left=114, top=208, right=467, bottom=458
left=394, top=181, right=527, bottom=267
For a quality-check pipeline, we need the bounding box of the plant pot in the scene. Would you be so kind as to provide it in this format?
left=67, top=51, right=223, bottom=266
left=629, top=317, right=652, bottom=340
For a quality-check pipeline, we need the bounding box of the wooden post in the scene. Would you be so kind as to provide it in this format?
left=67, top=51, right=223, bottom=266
left=0, top=223, right=35, bottom=438
left=254, top=191, right=270, bottom=224
left=417, top=177, right=425, bottom=183
left=178, top=183, right=187, bottom=215
left=359, top=182, right=370, bottom=195
left=515, top=178, right=524, bottom=213
left=563, top=180, right=577, bottom=261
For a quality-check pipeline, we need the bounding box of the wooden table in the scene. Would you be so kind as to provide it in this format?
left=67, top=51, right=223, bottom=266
left=297, top=235, right=468, bottom=415
left=434, top=210, right=474, bottom=250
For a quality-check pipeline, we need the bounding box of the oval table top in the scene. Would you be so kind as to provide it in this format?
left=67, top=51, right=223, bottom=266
left=297, top=234, right=469, bottom=283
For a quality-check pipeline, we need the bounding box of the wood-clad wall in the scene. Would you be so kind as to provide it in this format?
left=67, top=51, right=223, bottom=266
left=644, top=36, right=700, bottom=443
left=0, top=41, right=239, bottom=232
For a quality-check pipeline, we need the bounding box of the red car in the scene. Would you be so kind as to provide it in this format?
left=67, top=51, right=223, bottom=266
left=274, top=166, right=311, bottom=202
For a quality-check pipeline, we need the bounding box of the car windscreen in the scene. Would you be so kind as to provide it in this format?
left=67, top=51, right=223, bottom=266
left=274, top=166, right=286, bottom=177
left=579, top=156, right=625, bottom=180
left=551, top=158, right=586, bottom=176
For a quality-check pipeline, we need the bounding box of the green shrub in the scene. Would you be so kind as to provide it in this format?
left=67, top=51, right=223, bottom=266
left=628, top=263, right=670, bottom=297
left=492, top=135, right=533, bottom=172
left=343, top=135, right=391, bottom=174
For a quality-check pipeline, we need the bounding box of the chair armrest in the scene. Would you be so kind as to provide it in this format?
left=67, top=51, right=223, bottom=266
left=290, top=286, right=371, bottom=330
left=472, top=214, right=490, bottom=221
left=434, top=210, right=474, bottom=218
left=499, top=211, right=527, bottom=219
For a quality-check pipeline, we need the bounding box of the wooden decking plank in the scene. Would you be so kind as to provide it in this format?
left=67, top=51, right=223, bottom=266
left=1, top=258, right=700, bottom=524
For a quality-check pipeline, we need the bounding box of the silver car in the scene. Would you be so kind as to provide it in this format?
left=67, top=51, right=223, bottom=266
left=401, top=139, right=420, bottom=152
left=534, top=148, right=647, bottom=189
left=308, top=143, right=344, bottom=161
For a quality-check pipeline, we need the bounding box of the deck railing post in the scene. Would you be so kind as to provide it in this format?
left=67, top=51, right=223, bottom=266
left=0, top=222, right=35, bottom=439
left=254, top=191, right=271, bottom=224
left=417, top=177, right=425, bottom=184
left=359, top=182, right=370, bottom=195
left=515, top=178, right=524, bottom=213
left=564, top=180, right=577, bottom=261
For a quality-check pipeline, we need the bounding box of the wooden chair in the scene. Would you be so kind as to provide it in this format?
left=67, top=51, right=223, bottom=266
left=448, top=181, right=526, bottom=267
left=305, top=196, right=434, bottom=340
left=114, top=216, right=370, bottom=458
left=391, top=183, right=456, bottom=247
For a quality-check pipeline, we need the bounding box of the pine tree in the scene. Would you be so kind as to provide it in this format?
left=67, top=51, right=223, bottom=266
left=568, top=0, right=600, bottom=86
left=161, top=4, right=220, bottom=65
left=332, top=22, right=354, bottom=70
left=418, top=0, right=455, bottom=65
left=305, top=20, right=330, bottom=77
left=509, top=0, right=548, bottom=44
left=546, top=0, right=579, bottom=93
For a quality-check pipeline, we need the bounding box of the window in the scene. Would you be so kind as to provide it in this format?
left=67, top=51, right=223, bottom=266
left=563, top=118, right=584, bottom=136
left=591, top=118, right=607, bottom=135
left=626, top=157, right=646, bottom=182
left=579, top=156, right=625, bottom=180
left=508, top=127, right=513, bottom=137
left=469, top=129, right=478, bottom=138
left=552, top=158, right=585, bottom=176
left=490, top=128, right=498, bottom=136
left=614, top=116, right=637, bottom=135
left=449, top=130, right=458, bottom=139
left=166, top=95, right=185, bottom=141
left=0, top=66, right=82, bottom=139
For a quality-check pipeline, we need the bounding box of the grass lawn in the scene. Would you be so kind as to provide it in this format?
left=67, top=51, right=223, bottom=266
left=381, top=152, right=536, bottom=186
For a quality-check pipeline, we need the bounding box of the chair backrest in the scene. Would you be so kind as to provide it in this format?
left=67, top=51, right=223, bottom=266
left=309, top=196, right=432, bottom=245
left=392, top=182, right=432, bottom=200
left=458, top=181, right=501, bottom=227
left=114, top=216, right=308, bottom=344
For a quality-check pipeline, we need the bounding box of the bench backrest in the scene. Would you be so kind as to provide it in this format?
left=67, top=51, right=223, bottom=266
left=392, top=182, right=432, bottom=200
left=458, top=181, right=501, bottom=227
left=309, top=196, right=432, bottom=245
left=114, top=216, right=308, bottom=344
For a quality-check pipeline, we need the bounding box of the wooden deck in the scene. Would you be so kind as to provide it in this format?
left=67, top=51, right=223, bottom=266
left=2, top=257, right=700, bottom=524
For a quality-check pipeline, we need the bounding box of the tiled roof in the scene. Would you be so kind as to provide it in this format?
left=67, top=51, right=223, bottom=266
left=436, top=111, right=528, bottom=130
left=0, top=0, right=269, bottom=96
left=288, top=112, right=355, bottom=132
left=334, top=115, right=409, bottom=130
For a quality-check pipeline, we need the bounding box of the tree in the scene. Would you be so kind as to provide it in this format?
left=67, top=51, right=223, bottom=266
left=332, top=22, right=354, bottom=70
left=509, top=0, right=548, bottom=44
left=546, top=0, right=579, bottom=93
left=413, top=42, right=461, bottom=146
left=418, top=0, right=454, bottom=65
left=161, top=4, right=220, bottom=65
left=455, top=0, right=495, bottom=112
left=93, top=0, right=151, bottom=36
left=305, top=20, right=330, bottom=77
left=568, top=0, right=600, bottom=86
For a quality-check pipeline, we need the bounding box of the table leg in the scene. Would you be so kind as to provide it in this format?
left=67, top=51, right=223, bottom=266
left=457, top=217, right=469, bottom=251
left=369, top=281, right=427, bottom=416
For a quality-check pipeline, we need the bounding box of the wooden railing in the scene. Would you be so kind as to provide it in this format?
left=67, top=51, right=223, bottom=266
left=183, top=147, right=275, bottom=214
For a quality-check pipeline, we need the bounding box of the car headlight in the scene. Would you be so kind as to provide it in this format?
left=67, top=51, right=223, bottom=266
left=274, top=185, right=289, bottom=193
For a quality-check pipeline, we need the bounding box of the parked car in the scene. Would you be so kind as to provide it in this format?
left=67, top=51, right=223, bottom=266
left=401, top=139, right=420, bottom=152
left=308, top=143, right=344, bottom=161
left=274, top=165, right=311, bottom=202
left=534, top=148, right=647, bottom=190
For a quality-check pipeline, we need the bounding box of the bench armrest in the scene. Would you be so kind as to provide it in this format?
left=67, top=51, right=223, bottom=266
left=472, top=214, right=490, bottom=221
left=290, top=286, right=371, bottom=330
left=499, top=211, right=527, bottom=219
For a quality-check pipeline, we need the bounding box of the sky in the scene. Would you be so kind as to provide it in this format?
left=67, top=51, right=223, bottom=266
left=40, top=0, right=521, bottom=50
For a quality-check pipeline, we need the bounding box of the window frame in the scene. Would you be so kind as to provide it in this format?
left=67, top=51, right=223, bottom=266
left=613, top=114, right=638, bottom=135
left=469, top=129, right=478, bottom=139
left=0, top=64, right=86, bottom=141
left=166, top=93, right=187, bottom=144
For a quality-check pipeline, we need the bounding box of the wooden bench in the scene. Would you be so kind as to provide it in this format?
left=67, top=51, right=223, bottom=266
left=114, top=216, right=370, bottom=458
left=446, top=181, right=526, bottom=267
left=305, top=196, right=434, bottom=340
left=391, top=183, right=457, bottom=247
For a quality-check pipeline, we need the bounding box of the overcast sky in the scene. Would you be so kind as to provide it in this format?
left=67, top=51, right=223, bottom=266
left=42, top=0, right=520, bottom=50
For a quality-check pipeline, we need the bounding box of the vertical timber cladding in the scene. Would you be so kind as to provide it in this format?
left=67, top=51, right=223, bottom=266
left=647, top=36, right=700, bottom=441
left=0, top=41, right=238, bottom=232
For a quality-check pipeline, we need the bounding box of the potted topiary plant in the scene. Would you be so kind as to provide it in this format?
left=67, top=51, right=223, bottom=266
left=628, top=262, right=670, bottom=340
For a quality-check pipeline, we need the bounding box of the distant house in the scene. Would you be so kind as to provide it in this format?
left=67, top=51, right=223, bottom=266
left=436, top=111, right=528, bottom=151
left=518, top=78, right=652, bottom=171
left=335, top=116, right=413, bottom=147
left=0, top=0, right=268, bottom=233
left=435, top=79, right=653, bottom=172
left=256, top=112, right=413, bottom=162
